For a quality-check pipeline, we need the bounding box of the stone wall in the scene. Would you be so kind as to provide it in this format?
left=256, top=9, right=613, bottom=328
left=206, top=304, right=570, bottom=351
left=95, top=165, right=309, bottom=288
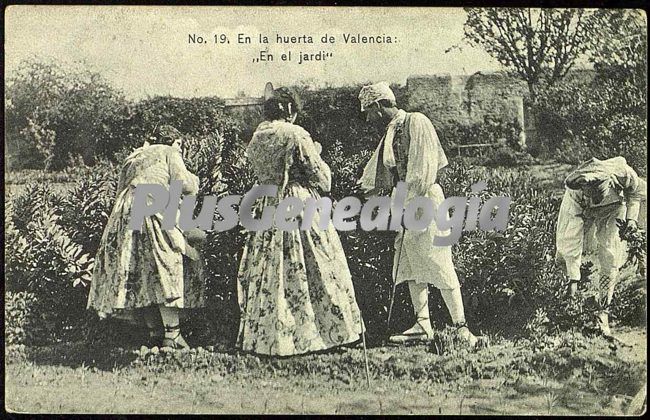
left=224, top=70, right=594, bottom=150
left=226, top=71, right=534, bottom=136
left=405, top=71, right=529, bottom=127
left=405, top=71, right=532, bottom=148
left=464, top=72, right=529, bottom=124
left=405, top=74, right=468, bottom=127
left=404, top=70, right=595, bottom=152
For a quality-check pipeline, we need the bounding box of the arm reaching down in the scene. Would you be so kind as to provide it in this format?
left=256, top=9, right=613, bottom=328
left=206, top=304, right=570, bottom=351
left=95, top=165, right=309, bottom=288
left=617, top=166, right=646, bottom=224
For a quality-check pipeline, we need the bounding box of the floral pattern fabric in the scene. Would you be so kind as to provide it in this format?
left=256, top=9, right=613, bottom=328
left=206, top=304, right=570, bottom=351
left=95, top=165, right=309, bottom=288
left=87, top=144, right=205, bottom=318
left=237, top=120, right=363, bottom=356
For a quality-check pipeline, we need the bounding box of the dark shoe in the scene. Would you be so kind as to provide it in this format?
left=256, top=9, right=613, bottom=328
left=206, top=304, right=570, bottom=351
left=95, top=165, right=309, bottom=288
left=146, top=326, right=164, bottom=348
left=161, top=324, right=190, bottom=350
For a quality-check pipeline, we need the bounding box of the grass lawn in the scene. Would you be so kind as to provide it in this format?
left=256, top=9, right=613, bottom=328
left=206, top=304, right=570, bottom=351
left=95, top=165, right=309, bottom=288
left=5, top=326, right=646, bottom=415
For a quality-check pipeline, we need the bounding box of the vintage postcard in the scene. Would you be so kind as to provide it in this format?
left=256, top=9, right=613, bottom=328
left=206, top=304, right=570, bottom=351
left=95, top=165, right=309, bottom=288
left=4, top=5, right=647, bottom=415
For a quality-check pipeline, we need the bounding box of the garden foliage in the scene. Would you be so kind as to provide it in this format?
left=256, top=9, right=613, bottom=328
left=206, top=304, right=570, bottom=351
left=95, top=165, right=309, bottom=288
left=534, top=10, right=647, bottom=175
left=4, top=58, right=646, bottom=346
left=5, top=137, right=645, bottom=346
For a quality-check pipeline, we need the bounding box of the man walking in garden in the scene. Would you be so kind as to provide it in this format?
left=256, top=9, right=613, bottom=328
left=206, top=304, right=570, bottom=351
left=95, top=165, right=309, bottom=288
left=557, top=156, right=646, bottom=337
left=357, top=82, right=479, bottom=346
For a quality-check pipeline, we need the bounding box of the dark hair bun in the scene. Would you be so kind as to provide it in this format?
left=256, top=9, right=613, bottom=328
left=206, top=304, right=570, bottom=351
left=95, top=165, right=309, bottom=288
left=274, top=87, right=302, bottom=112
left=150, top=124, right=183, bottom=145
left=263, top=87, right=301, bottom=121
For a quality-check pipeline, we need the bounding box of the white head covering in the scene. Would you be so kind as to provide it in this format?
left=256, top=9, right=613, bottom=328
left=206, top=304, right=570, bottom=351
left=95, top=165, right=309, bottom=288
left=358, top=82, right=396, bottom=112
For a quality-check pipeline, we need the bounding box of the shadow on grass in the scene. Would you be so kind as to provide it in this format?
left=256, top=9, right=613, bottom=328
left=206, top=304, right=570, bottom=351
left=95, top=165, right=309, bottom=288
left=6, top=320, right=645, bottom=403
left=6, top=318, right=238, bottom=371
left=8, top=342, right=139, bottom=371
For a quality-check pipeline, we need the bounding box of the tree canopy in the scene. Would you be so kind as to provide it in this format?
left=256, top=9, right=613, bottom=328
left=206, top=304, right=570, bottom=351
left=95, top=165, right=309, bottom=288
left=463, top=8, right=595, bottom=99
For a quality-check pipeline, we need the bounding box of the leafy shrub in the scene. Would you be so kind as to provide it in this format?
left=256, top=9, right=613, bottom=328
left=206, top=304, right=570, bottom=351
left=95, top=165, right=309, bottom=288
left=535, top=81, right=648, bottom=175
left=5, top=59, right=236, bottom=170
left=324, top=141, right=399, bottom=341
left=436, top=163, right=569, bottom=335
left=297, top=84, right=383, bottom=158
left=56, top=161, right=119, bottom=255
left=101, top=96, right=232, bottom=162
left=609, top=221, right=647, bottom=327
left=610, top=279, right=646, bottom=327
left=5, top=60, right=128, bottom=170
left=178, top=124, right=256, bottom=345
left=5, top=192, right=95, bottom=343
left=5, top=291, right=40, bottom=345
left=534, top=10, right=647, bottom=176
left=482, top=146, right=538, bottom=168
left=438, top=116, right=523, bottom=153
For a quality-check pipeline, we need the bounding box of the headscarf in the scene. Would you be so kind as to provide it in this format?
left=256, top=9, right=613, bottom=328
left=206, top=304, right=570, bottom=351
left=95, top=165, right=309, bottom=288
left=565, top=157, right=627, bottom=204
left=358, top=82, right=396, bottom=112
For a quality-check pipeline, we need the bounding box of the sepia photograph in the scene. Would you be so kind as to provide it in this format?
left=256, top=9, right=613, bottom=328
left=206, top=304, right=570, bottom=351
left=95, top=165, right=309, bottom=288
left=4, top=5, right=647, bottom=415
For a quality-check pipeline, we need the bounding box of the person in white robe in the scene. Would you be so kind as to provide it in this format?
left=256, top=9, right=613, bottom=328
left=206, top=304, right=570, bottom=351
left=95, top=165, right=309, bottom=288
left=556, top=156, right=646, bottom=336
left=358, top=82, right=479, bottom=345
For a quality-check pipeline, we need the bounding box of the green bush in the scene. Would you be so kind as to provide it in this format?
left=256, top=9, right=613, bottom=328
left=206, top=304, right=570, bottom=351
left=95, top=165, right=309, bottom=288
left=438, top=116, right=523, bottom=153
left=5, top=291, right=39, bottom=345
left=323, top=141, right=399, bottom=341
left=535, top=81, right=648, bottom=175
left=5, top=60, right=129, bottom=170
left=181, top=125, right=257, bottom=345
left=482, top=146, right=538, bottom=168
left=99, top=96, right=232, bottom=162
left=5, top=59, right=236, bottom=171
left=437, top=163, right=569, bottom=335
left=610, top=279, right=646, bottom=327
left=56, top=161, right=119, bottom=255
left=297, top=84, right=383, bottom=158
left=5, top=191, right=95, bottom=344
left=534, top=10, right=647, bottom=176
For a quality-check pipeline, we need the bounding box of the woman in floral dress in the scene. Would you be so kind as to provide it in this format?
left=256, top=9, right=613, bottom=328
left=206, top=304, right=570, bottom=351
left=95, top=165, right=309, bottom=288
left=87, top=125, right=205, bottom=349
left=237, top=87, right=363, bottom=356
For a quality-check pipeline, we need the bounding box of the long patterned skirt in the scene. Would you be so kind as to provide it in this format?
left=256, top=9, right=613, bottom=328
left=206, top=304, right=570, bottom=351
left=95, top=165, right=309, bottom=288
left=87, top=188, right=205, bottom=319
left=236, top=184, right=363, bottom=356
